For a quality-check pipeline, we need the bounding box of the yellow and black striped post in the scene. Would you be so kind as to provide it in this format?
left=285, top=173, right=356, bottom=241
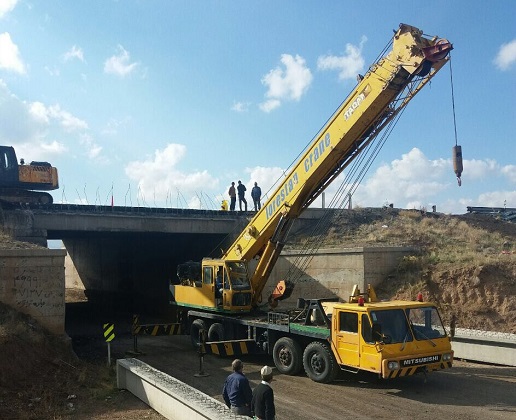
left=103, top=323, right=115, bottom=366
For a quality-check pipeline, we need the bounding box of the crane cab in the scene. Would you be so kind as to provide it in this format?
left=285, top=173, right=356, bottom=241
left=171, top=259, right=253, bottom=313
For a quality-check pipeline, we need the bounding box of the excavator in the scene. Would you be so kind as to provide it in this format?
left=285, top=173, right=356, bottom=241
left=0, top=146, right=59, bottom=205
left=171, top=23, right=454, bottom=315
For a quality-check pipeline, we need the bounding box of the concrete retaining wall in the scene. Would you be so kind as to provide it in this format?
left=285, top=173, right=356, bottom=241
left=264, top=246, right=415, bottom=305
left=0, top=249, right=67, bottom=334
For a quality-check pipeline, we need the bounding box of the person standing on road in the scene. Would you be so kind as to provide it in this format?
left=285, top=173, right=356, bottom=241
left=251, top=365, right=275, bottom=420
left=222, top=359, right=253, bottom=416
left=228, top=182, right=237, bottom=211
left=251, top=182, right=262, bottom=211
left=237, top=180, right=247, bottom=212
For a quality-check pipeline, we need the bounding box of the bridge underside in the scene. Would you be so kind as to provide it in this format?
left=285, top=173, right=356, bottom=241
left=62, top=231, right=228, bottom=316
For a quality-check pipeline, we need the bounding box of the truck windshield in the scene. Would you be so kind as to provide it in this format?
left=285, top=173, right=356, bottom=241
left=406, top=306, right=447, bottom=340
left=370, top=309, right=411, bottom=344
left=227, top=262, right=251, bottom=291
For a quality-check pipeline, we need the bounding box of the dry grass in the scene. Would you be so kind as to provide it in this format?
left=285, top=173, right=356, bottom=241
left=0, top=303, right=117, bottom=419
left=289, top=208, right=516, bottom=332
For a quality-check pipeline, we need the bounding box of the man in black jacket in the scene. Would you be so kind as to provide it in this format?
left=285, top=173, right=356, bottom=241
left=237, top=180, right=247, bottom=212
left=251, top=365, right=275, bottom=420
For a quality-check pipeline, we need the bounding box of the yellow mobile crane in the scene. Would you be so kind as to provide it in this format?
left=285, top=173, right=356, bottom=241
left=170, top=23, right=454, bottom=383
left=172, top=24, right=452, bottom=314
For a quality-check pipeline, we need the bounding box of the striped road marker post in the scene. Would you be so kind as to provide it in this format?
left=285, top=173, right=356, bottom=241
left=103, top=323, right=115, bottom=366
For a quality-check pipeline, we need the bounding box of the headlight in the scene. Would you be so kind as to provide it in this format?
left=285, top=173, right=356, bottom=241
left=387, top=361, right=400, bottom=370
left=442, top=353, right=452, bottom=361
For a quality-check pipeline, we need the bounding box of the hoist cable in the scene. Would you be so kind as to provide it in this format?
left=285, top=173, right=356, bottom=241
left=449, top=55, right=459, bottom=147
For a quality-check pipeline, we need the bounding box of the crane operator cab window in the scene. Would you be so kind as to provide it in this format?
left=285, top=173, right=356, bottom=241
left=203, top=266, right=213, bottom=285
left=226, top=262, right=251, bottom=291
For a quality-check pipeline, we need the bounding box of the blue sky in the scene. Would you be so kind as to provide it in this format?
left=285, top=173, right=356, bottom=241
left=0, top=0, right=515, bottom=214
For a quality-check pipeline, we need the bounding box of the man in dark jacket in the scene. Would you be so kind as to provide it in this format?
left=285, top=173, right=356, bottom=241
left=222, top=359, right=252, bottom=416
left=237, top=180, right=247, bottom=212
left=251, top=365, right=275, bottom=420
left=251, top=182, right=262, bottom=211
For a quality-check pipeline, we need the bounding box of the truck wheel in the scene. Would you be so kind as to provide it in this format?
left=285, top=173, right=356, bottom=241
left=303, top=341, right=338, bottom=383
left=190, top=319, right=207, bottom=348
left=208, top=323, right=225, bottom=341
left=273, top=337, right=303, bottom=375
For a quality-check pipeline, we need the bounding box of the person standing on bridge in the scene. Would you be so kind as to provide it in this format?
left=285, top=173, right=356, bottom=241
left=251, top=182, right=262, bottom=211
left=228, top=182, right=237, bottom=211
left=237, top=180, right=247, bottom=212
left=222, top=359, right=252, bottom=416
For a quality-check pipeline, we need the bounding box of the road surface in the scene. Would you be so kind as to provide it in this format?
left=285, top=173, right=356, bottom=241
left=124, top=334, right=516, bottom=420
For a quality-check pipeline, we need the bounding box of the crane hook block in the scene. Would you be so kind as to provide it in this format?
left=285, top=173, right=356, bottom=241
left=452, top=145, right=463, bottom=187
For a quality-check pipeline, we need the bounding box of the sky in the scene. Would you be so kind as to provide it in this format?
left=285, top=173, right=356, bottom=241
left=0, top=0, right=515, bottom=215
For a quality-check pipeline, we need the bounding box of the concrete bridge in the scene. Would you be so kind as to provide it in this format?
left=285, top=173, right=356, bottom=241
left=1, top=205, right=412, bottom=333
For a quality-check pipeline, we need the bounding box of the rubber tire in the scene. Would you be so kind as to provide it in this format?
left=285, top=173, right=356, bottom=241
left=303, top=341, right=338, bottom=383
left=208, top=322, right=225, bottom=342
left=273, top=337, right=303, bottom=375
left=190, top=319, right=207, bottom=348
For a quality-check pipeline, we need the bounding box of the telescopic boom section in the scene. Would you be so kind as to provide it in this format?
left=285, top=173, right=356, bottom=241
left=223, top=24, right=452, bottom=307
left=172, top=24, right=452, bottom=313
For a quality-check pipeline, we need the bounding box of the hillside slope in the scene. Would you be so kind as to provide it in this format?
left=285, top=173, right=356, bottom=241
left=287, top=208, right=516, bottom=333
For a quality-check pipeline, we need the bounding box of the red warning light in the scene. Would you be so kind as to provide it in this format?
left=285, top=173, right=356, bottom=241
left=417, top=292, right=423, bottom=302
left=358, top=296, right=365, bottom=306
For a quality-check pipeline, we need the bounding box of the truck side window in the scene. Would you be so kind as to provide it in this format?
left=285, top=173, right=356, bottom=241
left=339, top=312, right=358, bottom=333
left=203, top=266, right=213, bottom=285
left=362, top=314, right=373, bottom=343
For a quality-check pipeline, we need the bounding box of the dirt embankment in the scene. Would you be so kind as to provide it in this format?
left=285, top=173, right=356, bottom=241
left=288, top=208, right=516, bottom=333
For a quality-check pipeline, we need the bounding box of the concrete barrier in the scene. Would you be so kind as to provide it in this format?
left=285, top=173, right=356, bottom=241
left=117, top=358, right=249, bottom=420
left=452, top=328, right=516, bottom=367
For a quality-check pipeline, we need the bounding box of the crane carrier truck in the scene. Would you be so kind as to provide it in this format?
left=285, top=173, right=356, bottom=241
left=169, top=23, right=454, bottom=383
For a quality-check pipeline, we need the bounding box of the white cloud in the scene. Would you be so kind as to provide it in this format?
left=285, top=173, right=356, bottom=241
left=104, top=45, right=139, bottom=77
left=44, top=65, right=60, bottom=76
left=101, top=116, right=131, bottom=136
left=241, top=165, right=286, bottom=202
left=501, top=165, right=516, bottom=184
left=494, top=39, right=516, bottom=71
left=29, top=102, right=88, bottom=132
left=259, top=99, right=280, bottom=113
left=0, top=32, right=26, bottom=73
left=462, top=158, right=499, bottom=181
left=0, top=81, right=98, bottom=161
left=125, top=144, right=218, bottom=206
left=317, top=36, right=367, bottom=81
left=79, top=133, right=103, bottom=160
left=259, top=54, right=313, bottom=112
left=475, top=190, right=516, bottom=208
left=0, top=0, right=18, bottom=19
left=63, top=45, right=84, bottom=62
left=231, top=101, right=251, bottom=112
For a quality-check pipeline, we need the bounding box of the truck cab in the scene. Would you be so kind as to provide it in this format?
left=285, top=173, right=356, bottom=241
left=331, top=300, right=453, bottom=378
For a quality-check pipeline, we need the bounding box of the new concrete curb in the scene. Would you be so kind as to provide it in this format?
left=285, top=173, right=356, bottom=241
left=117, top=358, right=249, bottom=420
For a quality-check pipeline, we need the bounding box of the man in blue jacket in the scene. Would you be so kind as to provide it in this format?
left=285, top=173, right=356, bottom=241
left=222, top=359, right=252, bottom=416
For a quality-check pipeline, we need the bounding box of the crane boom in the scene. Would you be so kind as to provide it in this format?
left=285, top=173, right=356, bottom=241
left=171, top=24, right=452, bottom=314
